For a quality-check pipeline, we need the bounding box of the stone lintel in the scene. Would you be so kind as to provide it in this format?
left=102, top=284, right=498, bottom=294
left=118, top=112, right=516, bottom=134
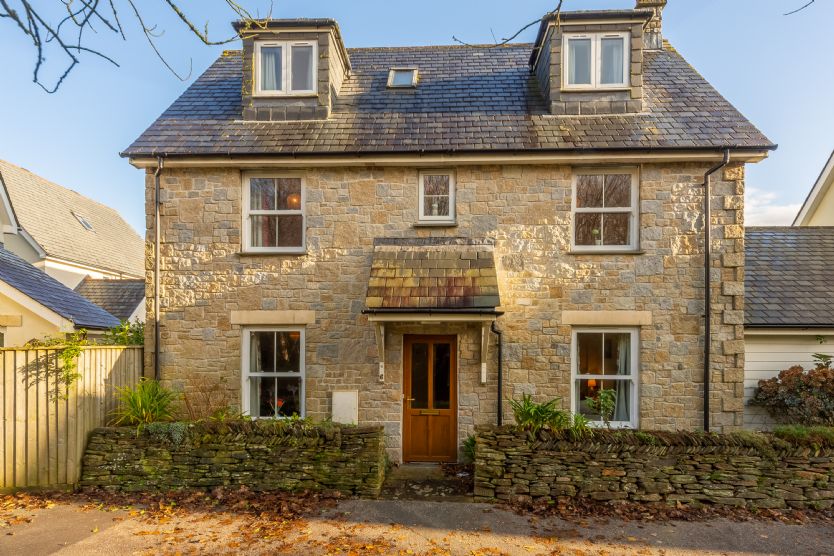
left=561, top=310, right=652, bottom=326
left=230, top=310, right=315, bottom=326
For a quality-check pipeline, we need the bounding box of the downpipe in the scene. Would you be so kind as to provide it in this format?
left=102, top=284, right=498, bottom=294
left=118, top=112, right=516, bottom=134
left=153, top=156, right=164, bottom=381
left=702, top=148, right=731, bottom=432
left=491, top=321, right=503, bottom=426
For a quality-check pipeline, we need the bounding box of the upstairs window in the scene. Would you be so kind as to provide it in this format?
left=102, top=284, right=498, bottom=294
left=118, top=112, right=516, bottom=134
left=571, top=169, right=639, bottom=251
left=388, top=68, right=418, bottom=88
left=563, top=32, right=629, bottom=89
left=418, top=171, right=455, bottom=223
left=243, top=174, right=305, bottom=253
left=255, top=41, right=317, bottom=96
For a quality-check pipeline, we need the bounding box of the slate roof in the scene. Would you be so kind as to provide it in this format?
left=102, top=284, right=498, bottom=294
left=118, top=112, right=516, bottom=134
left=123, top=39, right=774, bottom=157
left=0, top=160, right=144, bottom=277
left=745, top=227, right=834, bottom=328
left=365, top=238, right=500, bottom=312
left=0, top=247, right=121, bottom=330
left=74, top=277, right=145, bottom=321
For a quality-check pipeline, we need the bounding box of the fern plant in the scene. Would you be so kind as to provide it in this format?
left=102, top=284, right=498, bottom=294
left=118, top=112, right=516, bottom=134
left=111, top=379, right=177, bottom=427
left=510, top=394, right=570, bottom=434
left=462, top=434, right=477, bottom=463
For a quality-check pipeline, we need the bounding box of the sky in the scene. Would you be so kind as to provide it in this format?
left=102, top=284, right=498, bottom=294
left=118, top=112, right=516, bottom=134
left=0, top=0, right=832, bottom=235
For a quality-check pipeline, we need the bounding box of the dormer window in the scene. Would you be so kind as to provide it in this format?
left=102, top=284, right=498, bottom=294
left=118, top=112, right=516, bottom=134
left=254, top=41, right=317, bottom=96
left=563, top=32, right=629, bottom=90
left=387, top=68, right=418, bottom=88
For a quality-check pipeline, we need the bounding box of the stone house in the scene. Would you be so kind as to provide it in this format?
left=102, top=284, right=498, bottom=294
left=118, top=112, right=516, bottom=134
left=123, top=2, right=774, bottom=463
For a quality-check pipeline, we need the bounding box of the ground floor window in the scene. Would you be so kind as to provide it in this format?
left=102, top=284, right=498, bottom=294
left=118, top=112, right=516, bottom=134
left=571, top=328, right=639, bottom=428
left=241, top=327, right=305, bottom=418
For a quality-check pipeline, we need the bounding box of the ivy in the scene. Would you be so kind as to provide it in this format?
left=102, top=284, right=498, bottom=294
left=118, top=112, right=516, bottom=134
left=24, top=330, right=88, bottom=400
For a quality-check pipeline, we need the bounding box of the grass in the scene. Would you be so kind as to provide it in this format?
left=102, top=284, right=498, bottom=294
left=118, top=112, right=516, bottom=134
left=772, top=425, right=834, bottom=448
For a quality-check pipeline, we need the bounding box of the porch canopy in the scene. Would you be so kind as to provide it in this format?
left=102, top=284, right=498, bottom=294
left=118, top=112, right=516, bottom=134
left=363, top=237, right=502, bottom=382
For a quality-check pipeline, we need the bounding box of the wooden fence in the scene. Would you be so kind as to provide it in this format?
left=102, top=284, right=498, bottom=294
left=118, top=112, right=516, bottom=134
left=1, top=346, right=144, bottom=490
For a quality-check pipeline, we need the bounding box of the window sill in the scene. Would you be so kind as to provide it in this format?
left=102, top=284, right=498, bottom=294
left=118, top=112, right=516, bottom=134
left=252, top=92, right=318, bottom=98
left=238, top=250, right=308, bottom=257
left=561, top=86, right=630, bottom=93
left=413, top=221, right=458, bottom=228
left=567, top=249, right=645, bottom=256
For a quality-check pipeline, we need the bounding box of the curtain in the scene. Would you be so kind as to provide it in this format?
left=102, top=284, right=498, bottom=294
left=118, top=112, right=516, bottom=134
left=601, top=38, right=624, bottom=84
left=261, top=47, right=281, bottom=91
left=614, top=335, right=630, bottom=422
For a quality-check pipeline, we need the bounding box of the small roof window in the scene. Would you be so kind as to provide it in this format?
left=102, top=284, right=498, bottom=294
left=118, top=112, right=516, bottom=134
left=73, top=212, right=94, bottom=231
left=387, top=68, right=418, bottom=88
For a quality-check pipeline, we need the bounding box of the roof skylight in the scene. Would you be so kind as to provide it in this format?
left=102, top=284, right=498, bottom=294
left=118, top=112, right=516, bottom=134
left=73, top=212, right=94, bottom=231
left=387, top=68, right=418, bottom=88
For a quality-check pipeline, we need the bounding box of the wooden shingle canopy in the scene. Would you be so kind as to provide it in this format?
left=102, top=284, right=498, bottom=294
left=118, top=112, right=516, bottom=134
left=363, top=237, right=502, bottom=383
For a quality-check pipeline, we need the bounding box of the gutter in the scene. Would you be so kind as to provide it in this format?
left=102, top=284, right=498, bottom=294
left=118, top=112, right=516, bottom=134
left=153, top=156, right=164, bottom=381
left=121, top=144, right=778, bottom=161
left=702, top=149, right=730, bottom=433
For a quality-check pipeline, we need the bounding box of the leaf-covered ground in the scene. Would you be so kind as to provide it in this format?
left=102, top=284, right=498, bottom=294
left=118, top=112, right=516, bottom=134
left=2, top=489, right=834, bottom=555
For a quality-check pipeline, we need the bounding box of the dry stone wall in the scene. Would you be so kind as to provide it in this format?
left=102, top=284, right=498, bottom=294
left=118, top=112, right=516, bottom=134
left=475, top=425, right=834, bottom=509
left=80, top=422, right=385, bottom=497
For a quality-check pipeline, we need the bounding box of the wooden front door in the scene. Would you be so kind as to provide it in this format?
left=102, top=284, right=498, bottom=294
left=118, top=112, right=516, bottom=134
left=403, top=335, right=457, bottom=462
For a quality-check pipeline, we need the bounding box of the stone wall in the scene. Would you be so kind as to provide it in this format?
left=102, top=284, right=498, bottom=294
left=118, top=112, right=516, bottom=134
left=474, top=425, right=834, bottom=509
left=80, top=422, right=385, bottom=497
left=145, top=161, right=747, bottom=462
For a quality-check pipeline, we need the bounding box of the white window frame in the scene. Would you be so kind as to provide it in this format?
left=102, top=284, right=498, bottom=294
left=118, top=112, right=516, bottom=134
left=254, top=40, right=318, bottom=97
left=387, top=67, right=419, bottom=88
left=241, top=326, right=306, bottom=419
left=570, top=327, right=639, bottom=429
left=562, top=32, right=630, bottom=90
left=418, top=170, right=456, bottom=223
left=242, top=172, right=306, bottom=254
left=570, top=167, right=639, bottom=252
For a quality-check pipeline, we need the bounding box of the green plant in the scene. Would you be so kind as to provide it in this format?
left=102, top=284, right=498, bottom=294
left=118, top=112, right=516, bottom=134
left=586, top=388, right=616, bottom=428
left=24, top=330, right=88, bottom=399
left=510, top=394, right=571, bottom=434
left=750, top=357, right=834, bottom=425
left=144, top=421, right=190, bottom=445
left=111, top=378, right=177, bottom=427
left=102, top=320, right=144, bottom=346
left=773, top=425, right=834, bottom=448
left=566, top=413, right=591, bottom=440
left=462, top=434, right=476, bottom=463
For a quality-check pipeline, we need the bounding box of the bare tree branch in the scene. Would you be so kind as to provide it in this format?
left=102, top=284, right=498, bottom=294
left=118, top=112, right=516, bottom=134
left=785, top=0, right=815, bottom=15
left=452, top=0, right=564, bottom=48
left=0, top=0, right=264, bottom=92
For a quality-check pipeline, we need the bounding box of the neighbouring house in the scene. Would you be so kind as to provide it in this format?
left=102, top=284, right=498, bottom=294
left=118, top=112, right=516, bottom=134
left=74, top=277, right=146, bottom=323
left=123, top=1, right=775, bottom=463
left=743, top=227, right=834, bottom=429
left=793, top=150, right=834, bottom=226
left=0, top=159, right=145, bottom=289
left=0, top=247, right=121, bottom=347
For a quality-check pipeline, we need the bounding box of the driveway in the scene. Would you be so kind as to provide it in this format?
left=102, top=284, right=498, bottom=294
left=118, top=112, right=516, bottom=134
left=2, top=495, right=833, bottom=555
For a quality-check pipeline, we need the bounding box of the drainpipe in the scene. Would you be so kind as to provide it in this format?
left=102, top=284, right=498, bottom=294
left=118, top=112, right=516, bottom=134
left=702, top=149, right=731, bottom=432
left=491, top=321, right=503, bottom=426
left=153, top=156, right=164, bottom=381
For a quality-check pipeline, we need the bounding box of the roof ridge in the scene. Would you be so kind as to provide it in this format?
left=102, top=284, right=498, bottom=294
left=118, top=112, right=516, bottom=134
left=0, top=159, right=122, bottom=217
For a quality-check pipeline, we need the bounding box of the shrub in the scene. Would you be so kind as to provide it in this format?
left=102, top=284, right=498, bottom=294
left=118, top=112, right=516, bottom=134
left=111, top=378, right=177, bottom=427
left=509, top=394, right=590, bottom=438
left=750, top=355, right=834, bottom=425
left=102, top=320, right=144, bottom=346
left=462, top=434, right=476, bottom=463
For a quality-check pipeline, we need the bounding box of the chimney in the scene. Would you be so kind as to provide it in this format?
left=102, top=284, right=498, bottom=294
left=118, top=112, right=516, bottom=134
left=635, top=0, right=666, bottom=50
